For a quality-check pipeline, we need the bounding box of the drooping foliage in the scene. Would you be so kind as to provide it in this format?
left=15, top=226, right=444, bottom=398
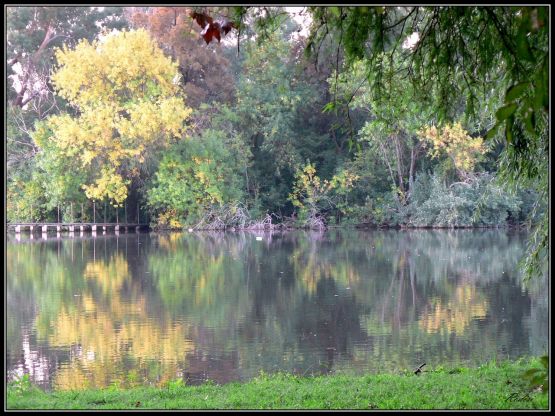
left=300, top=5, right=549, bottom=279
left=408, top=172, right=522, bottom=228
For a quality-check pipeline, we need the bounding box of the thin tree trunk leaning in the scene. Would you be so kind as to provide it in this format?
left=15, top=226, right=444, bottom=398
left=408, top=146, right=416, bottom=195
left=12, top=25, right=55, bottom=108
left=394, top=134, right=405, bottom=196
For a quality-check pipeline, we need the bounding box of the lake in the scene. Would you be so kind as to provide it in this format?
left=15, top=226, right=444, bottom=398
left=6, top=229, right=548, bottom=391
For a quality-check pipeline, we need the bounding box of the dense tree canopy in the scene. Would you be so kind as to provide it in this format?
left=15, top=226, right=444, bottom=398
left=34, top=29, right=191, bottom=206
left=299, top=5, right=549, bottom=277
left=223, top=5, right=547, bottom=279
left=6, top=6, right=548, bottom=279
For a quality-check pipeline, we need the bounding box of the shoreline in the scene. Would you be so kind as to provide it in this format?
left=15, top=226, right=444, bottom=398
left=7, top=358, right=548, bottom=410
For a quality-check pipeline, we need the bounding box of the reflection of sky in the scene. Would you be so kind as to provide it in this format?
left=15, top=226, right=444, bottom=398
left=9, top=334, right=52, bottom=385
left=6, top=230, right=548, bottom=390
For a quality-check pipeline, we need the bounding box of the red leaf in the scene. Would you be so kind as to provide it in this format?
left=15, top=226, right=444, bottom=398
left=189, top=11, right=213, bottom=29
left=192, top=12, right=236, bottom=45
left=220, top=20, right=236, bottom=35
left=200, top=23, right=221, bottom=44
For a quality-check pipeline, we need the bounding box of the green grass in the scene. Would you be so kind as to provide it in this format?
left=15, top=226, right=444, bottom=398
left=7, top=358, right=549, bottom=410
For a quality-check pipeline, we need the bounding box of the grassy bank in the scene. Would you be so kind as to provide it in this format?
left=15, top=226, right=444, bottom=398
left=7, top=359, right=548, bottom=410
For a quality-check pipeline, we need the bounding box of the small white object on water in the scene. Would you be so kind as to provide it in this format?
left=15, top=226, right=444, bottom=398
left=256, top=236, right=263, bottom=241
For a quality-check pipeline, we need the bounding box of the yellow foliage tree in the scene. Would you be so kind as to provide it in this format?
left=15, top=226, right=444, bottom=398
left=418, top=122, right=486, bottom=180
left=37, top=29, right=192, bottom=206
left=288, top=163, right=358, bottom=226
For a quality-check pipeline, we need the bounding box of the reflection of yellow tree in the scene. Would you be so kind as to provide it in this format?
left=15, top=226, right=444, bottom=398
left=292, top=250, right=360, bottom=294
left=34, top=253, right=196, bottom=390
left=354, top=283, right=490, bottom=374
left=290, top=242, right=360, bottom=295
left=157, top=232, right=185, bottom=252
left=42, top=294, right=195, bottom=390
left=84, top=254, right=129, bottom=295
left=418, top=283, right=488, bottom=334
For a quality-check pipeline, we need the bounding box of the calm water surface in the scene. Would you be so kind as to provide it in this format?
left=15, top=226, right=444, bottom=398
left=6, top=229, right=548, bottom=391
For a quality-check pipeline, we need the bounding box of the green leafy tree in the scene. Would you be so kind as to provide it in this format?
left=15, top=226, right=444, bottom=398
left=408, top=172, right=522, bottom=227
left=147, top=129, right=245, bottom=228
left=231, top=30, right=305, bottom=216
left=330, top=56, right=434, bottom=207
left=231, top=22, right=351, bottom=217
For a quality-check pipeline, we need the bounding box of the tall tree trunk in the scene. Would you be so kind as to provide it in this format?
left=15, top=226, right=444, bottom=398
left=378, top=140, right=397, bottom=191
left=408, top=146, right=416, bottom=195
left=12, top=25, right=55, bottom=108
left=393, top=134, right=405, bottom=195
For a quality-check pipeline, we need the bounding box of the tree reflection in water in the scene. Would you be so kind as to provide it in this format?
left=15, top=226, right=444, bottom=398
left=6, top=229, right=548, bottom=390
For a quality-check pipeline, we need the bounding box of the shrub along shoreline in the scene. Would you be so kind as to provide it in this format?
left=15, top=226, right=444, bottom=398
left=150, top=222, right=533, bottom=232
left=7, top=358, right=548, bottom=410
